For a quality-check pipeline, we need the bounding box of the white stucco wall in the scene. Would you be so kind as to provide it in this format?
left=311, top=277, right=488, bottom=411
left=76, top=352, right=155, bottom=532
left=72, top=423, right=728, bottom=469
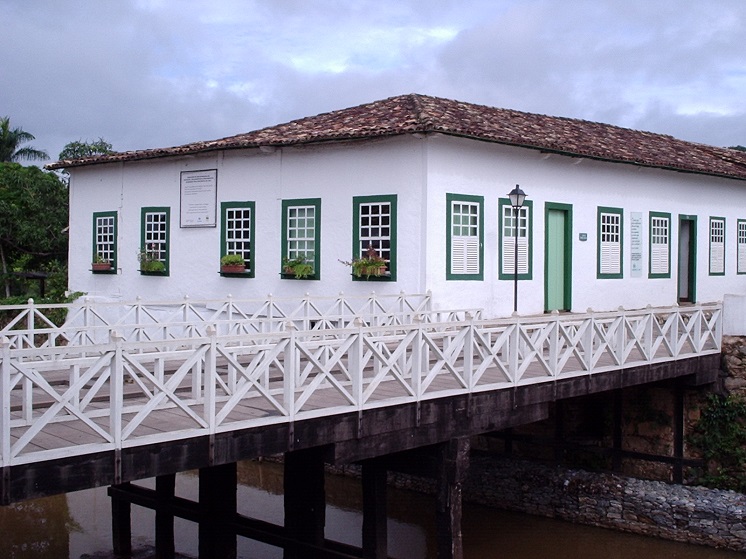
left=68, top=133, right=746, bottom=317
left=68, top=136, right=427, bottom=302
left=424, top=135, right=746, bottom=316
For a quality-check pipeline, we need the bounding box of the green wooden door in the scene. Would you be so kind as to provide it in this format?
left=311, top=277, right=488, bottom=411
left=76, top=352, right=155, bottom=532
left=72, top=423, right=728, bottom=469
left=545, top=205, right=572, bottom=311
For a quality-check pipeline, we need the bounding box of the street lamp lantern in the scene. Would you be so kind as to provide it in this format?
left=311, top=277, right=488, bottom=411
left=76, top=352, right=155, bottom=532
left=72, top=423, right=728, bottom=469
left=507, top=185, right=527, bottom=313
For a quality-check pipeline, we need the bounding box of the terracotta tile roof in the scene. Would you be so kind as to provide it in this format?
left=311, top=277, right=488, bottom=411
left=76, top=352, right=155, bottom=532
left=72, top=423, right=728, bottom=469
left=47, top=93, right=746, bottom=181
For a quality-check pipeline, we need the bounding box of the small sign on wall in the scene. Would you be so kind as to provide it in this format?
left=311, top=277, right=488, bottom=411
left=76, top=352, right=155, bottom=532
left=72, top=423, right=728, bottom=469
left=630, top=212, right=642, bottom=277
left=180, top=169, right=217, bottom=227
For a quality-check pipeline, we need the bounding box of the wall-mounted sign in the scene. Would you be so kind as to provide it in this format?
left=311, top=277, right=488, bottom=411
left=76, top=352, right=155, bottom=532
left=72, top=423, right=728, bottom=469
left=180, top=169, right=217, bottom=228
left=579, top=233, right=587, bottom=242
left=630, top=212, right=642, bottom=277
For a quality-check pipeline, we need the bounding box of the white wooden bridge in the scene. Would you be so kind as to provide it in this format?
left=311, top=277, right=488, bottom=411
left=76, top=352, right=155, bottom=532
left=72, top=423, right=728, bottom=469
left=0, top=292, right=722, bottom=503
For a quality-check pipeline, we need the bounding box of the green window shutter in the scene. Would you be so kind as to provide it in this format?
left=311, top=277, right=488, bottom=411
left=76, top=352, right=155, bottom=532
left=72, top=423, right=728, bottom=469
left=447, top=193, right=483, bottom=280
left=737, top=219, right=746, bottom=275
left=140, top=207, right=170, bottom=275
left=597, top=207, right=623, bottom=279
left=498, top=199, right=533, bottom=280
left=282, top=198, right=320, bottom=280
left=92, top=211, right=117, bottom=272
left=709, top=216, right=725, bottom=275
left=220, top=201, right=255, bottom=277
left=352, top=194, right=397, bottom=281
left=648, top=212, right=671, bottom=278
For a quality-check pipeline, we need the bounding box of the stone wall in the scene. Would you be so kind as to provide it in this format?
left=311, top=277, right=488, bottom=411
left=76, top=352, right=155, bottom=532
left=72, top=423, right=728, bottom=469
left=721, top=336, right=746, bottom=396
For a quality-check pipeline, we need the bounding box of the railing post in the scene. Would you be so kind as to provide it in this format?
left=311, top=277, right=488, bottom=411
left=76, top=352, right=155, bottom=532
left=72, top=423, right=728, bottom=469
left=463, top=313, right=474, bottom=390
left=204, top=325, right=217, bottom=434
left=1, top=337, right=11, bottom=468
left=110, top=330, right=124, bottom=449
left=645, top=306, right=654, bottom=361
left=549, top=311, right=560, bottom=377
left=283, top=321, right=297, bottom=420
left=671, top=306, right=680, bottom=357
left=26, top=298, right=35, bottom=349
left=412, top=315, right=423, bottom=400
left=584, top=309, right=594, bottom=371
left=351, top=317, right=364, bottom=410
left=616, top=307, right=626, bottom=366
left=508, top=320, right=520, bottom=384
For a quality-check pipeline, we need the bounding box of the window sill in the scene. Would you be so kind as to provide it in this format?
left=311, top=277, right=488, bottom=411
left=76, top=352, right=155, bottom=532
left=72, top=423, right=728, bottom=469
left=91, top=268, right=117, bottom=275
left=351, top=273, right=392, bottom=281
left=280, top=272, right=317, bottom=280
left=140, top=270, right=168, bottom=276
left=219, top=271, right=252, bottom=278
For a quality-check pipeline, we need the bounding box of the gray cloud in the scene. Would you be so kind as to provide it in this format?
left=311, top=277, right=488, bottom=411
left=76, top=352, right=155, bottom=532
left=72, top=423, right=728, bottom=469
left=1, top=0, right=744, bottom=162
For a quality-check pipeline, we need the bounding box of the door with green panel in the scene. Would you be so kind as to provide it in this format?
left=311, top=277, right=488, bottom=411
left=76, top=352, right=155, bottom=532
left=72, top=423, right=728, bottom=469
left=545, top=203, right=572, bottom=312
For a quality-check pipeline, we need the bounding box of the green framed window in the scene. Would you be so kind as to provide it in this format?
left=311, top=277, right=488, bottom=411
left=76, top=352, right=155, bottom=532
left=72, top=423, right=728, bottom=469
left=498, top=198, right=533, bottom=280
left=597, top=207, right=623, bottom=279
left=738, top=220, right=746, bottom=275
left=282, top=198, right=320, bottom=280
left=447, top=194, right=484, bottom=280
left=648, top=212, right=671, bottom=278
left=709, top=216, right=725, bottom=276
left=221, top=201, right=255, bottom=277
left=352, top=195, right=397, bottom=280
left=140, top=207, right=170, bottom=275
left=92, top=211, right=117, bottom=273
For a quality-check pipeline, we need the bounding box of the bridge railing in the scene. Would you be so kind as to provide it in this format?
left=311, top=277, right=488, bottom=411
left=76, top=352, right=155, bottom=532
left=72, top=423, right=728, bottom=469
left=0, top=303, right=721, bottom=467
left=0, top=291, right=475, bottom=351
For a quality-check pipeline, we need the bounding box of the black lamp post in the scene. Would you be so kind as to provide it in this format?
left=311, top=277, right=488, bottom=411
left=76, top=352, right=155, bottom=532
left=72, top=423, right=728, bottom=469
left=508, top=185, right=526, bottom=313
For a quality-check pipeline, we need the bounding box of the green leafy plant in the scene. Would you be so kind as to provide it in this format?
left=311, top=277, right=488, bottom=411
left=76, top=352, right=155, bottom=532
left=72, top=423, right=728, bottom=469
left=93, top=254, right=109, bottom=264
left=340, top=245, right=387, bottom=279
left=220, top=254, right=245, bottom=267
left=138, top=246, right=166, bottom=273
left=282, top=257, right=314, bottom=279
left=688, top=394, right=746, bottom=491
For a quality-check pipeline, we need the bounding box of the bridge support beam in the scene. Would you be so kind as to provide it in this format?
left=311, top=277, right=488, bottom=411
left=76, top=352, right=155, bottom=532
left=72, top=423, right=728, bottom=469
left=362, top=459, right=388, bottom=559
left=436, top=437, right=470, bottom=559
left=284, top=447, right=326, bottom=559
left=155, top=473, right=176, bottom=559
left=110, top=482, right=132, bottom=557
left=199, top=463, right=237, bottom=559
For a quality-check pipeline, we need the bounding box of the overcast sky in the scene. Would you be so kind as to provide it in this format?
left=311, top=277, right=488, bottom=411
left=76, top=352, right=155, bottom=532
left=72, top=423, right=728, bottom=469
left=2, top=0, right=745, bottom=162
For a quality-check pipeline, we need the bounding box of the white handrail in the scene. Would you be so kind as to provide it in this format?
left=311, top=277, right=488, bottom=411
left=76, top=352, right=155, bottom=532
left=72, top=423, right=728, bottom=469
left=0, top=303, right=721, bottom=468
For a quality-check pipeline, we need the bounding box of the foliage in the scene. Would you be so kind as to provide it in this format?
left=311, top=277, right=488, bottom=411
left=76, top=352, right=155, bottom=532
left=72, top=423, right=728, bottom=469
left=220, top=253, right=245, bottom=267
left=58, top=138, right=113, bottom=161
left=728, top=145, right=746, bottom=152
left=138, top=246, right=166, bottom=273
left=0, top=163, right=68, bottom=297
left=688, top=393, right=746, bottom=492
left=282, top=256, right=314, bottom=279
left=0, top=117, right=48, bottom=162
left=340, top=245, right=387, bottom=278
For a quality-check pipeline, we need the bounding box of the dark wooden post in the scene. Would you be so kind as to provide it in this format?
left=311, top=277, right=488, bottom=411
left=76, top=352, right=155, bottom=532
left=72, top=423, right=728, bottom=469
left=362, top=459, right=388, bottom=559
left=199, top=463, right=237, bottom=559
left=612, top=389, right=623, bottom=472
left=155, top=474, right=176, bottom=559
left=284, top=447, right=326, bottom=559
left=110, top=482, right=132, bottom=557
left=673, top=381, right=685, bottom=484
left=435, top=437, right=470, bottom=559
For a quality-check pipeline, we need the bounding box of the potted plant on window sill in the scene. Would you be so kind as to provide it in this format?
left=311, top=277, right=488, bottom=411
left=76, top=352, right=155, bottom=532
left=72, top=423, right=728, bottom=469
left=281, top=257, right=314, bottom=279
left=92, top=254, right=112, bottom=272
left=220, top=254, right=247, bottom=274
left=138, top=246, right=167, bottom=275
left=341, top=245, right=388, bottom=279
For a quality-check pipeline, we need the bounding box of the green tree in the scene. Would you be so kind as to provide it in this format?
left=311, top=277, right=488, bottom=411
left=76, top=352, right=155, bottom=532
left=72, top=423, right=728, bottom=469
left=0, top=163, right=68, bottom=297
left=0, top=117, right=49, bottom=162
left=58, top=138, right=113, bottom=160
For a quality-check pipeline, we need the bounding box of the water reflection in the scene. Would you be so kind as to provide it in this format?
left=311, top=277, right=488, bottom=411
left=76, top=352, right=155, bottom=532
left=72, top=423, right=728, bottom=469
left=0, top=460, right=743, bottom=558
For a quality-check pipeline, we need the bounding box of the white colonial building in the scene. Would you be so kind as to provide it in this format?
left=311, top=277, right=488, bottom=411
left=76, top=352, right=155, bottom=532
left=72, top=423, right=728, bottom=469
left=50, top=94, right=746, bottom=317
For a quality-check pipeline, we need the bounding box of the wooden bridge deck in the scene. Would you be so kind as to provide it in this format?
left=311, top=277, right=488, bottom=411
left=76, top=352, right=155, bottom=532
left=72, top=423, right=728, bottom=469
left=1, top=300, right=723, bottom=504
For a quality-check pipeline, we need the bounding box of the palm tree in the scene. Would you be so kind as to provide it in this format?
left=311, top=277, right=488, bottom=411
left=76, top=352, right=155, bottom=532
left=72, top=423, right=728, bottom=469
left=0, top=116, right=48, bottom=162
